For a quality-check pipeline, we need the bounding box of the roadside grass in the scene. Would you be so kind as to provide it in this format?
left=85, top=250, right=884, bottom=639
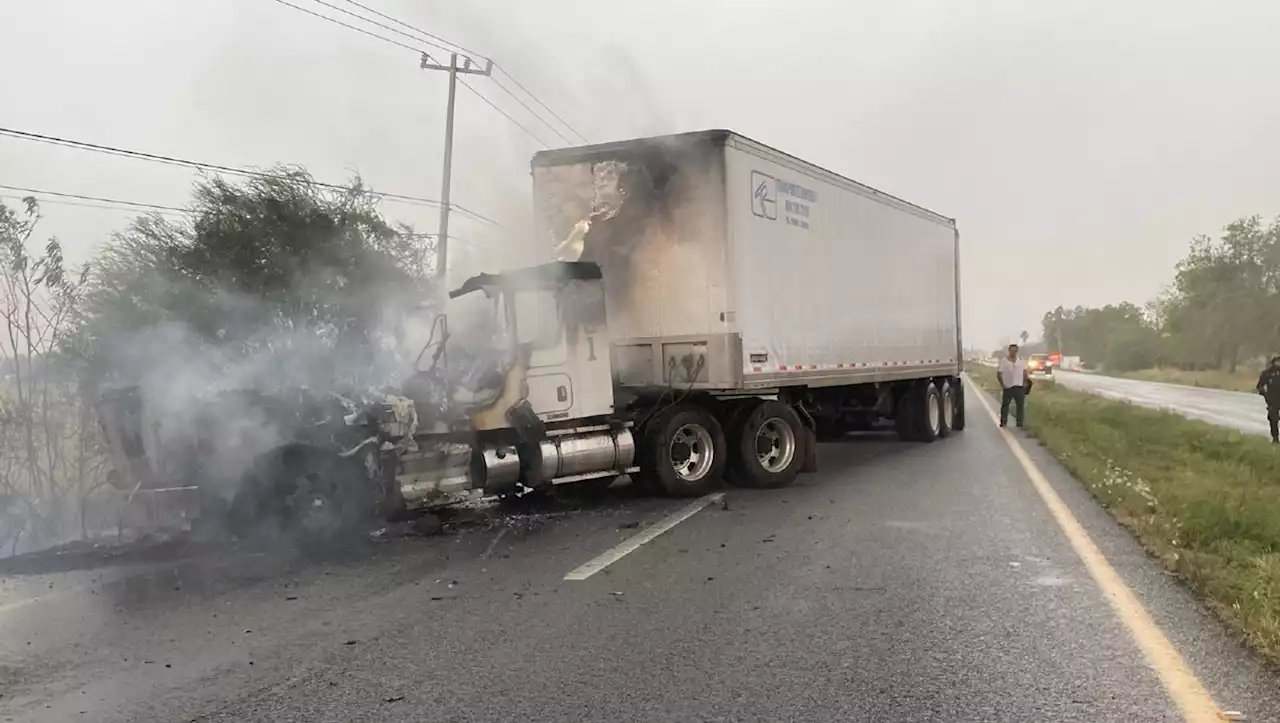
left=1115, top=367, right=1259, bottom=394
left=970, top=369, right=1280, bottom=663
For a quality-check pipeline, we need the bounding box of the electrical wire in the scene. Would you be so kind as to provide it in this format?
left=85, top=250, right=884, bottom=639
left=339, top=0, right=488, bottom=62
left=279, top=0, right=582, bottom=147
left=0, top=126, right=444, bottom=208
left=265, top=0, right=423, bottom=54
left=493, top=65, right=589, bottom=144
left=301, top=0, right=459, bottom=57
left=0, top=193, right=187, bottom=217
left=487, top=76, right=575, bottom=145
left=0, top=126, right=503, bottom=227
left=351, top=0, right=589, bottom=144
left=457, top=78, right=553, bottom=147
left=0, top=184, right=189, bottom=214
left=265, top=0, right=548, bottom=149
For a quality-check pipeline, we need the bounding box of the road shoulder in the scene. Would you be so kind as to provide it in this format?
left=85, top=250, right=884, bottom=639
left=966, top=375, right=1280, bottom=722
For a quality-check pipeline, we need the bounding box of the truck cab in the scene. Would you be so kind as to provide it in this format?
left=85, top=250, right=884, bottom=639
left=382, top=261, right=638, bottom=512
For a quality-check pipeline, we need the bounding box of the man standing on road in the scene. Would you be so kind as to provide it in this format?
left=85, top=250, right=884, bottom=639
left=1255, top=356, right=1280, bottom=443
left=997, top=343, right=1028, bottom=428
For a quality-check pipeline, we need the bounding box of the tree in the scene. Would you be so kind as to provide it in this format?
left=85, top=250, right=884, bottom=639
left=82, top=169, right=433, bottom=391
left=1034, top=214, right=1280, bottom=374
left=1019, top=330, right=1029, bottom=346
left=0, top=199, right=101, bottom=553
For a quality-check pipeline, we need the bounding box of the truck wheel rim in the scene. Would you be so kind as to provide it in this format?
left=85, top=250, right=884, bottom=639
left=943, top=389, right=954, bottom=428
left=927, top=393, right=941, bottom=434
left=755, top=418, right=796, bottom=473
left=669, top=424, right=714, bottom=482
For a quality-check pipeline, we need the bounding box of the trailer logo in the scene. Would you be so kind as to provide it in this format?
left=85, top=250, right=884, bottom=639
left=750, top=171, right=777, bottom=220
left=751, top=171, right=815, bottom=230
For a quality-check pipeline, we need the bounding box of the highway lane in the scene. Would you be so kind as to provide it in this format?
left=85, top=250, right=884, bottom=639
left=1054, top=370, right=1271, bottom=437
left=2, top=384, right=1279, bottom=722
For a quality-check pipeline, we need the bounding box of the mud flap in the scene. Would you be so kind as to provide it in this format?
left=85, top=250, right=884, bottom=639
left=800, top=423, right=819, bottom=474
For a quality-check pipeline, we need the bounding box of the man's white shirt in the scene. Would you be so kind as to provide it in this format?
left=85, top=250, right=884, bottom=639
left=998, top=357, right=1026, bottom=389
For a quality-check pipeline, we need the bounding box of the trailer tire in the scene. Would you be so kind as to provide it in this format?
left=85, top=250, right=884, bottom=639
left=638, top=404, right=726, bottom=498
left=914, top=383, right=943, bottom=443
left=951, top=380, right=967, bottom=431
left=726, top=400, right=807, bottom=489
left=937, top=380, right=954, bottom=439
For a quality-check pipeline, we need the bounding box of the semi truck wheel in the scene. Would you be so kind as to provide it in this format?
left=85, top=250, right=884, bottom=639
left=936, top=380, right=954, bottom=438
left=915, top=383, right=943, bottom=442
left=638, top=404, right=726, bottom=497
left=726, top=400, right=807, bottom=488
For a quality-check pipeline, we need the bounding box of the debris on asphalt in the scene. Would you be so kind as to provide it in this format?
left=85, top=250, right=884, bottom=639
left=610, top=591, right=624, bottom=597
left=385, top=695, right=406, bottom=703
left=719, top=498, right=730, bottom=511
left=367, top=515, right=444, bottom=542
left=618, top=521, right=640, bottom=529
left=1219, top=711, right=1245, bottom=721
left=285, top=595, right=299, bottom=601
left=344, top=640, right=358, bottom=646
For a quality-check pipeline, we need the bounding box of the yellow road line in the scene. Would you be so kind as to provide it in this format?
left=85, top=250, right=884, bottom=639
left=966, top=378, right=1222, bottom=723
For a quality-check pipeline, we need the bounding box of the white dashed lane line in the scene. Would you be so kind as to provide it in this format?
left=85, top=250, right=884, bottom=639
left=563, top=492, right=725, bottom=581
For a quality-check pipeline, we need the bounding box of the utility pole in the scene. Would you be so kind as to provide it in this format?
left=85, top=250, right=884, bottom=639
left=420, top=52, right=493, bottom=285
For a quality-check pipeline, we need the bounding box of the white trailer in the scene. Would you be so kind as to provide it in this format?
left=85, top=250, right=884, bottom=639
left=514, top=129, right=965, bottom=496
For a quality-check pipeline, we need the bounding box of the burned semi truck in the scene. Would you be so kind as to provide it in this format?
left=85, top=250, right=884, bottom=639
left=97, top=130, right=964, bottom=533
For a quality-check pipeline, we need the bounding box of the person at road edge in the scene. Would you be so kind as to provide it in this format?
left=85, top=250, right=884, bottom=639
left=1255, top=355, right=1280, bottom=443
left=997, top=343, right=1029, bottom=428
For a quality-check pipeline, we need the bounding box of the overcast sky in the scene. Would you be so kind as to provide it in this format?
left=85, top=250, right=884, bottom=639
left=2, top=0, right=1279, bottom=349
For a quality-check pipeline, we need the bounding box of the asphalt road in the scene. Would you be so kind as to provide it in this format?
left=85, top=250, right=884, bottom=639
left=1053, top=370, right=1271, bottom=437
left=2, top=381, right=1278, bottom=723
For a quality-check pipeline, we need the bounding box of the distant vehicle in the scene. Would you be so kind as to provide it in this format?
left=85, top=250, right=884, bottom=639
left=1061, top=355, right=1082, bottom=371
left=1027, top=353, right=1053, bottom=377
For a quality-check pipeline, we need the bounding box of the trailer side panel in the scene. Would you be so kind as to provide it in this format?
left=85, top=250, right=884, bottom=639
left=722, top=134, right=959, bottom=388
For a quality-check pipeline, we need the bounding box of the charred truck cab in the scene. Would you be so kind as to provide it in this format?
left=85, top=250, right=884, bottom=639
left=381, top=261, right=638, bottom=513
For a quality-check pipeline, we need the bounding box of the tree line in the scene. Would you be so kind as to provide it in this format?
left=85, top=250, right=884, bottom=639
left=0, top=170, right=432, bottom=554
left=1040, top=215, right=1280, bottom=373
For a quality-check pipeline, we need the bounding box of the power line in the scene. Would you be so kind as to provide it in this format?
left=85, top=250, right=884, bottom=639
left=0, top=188, right=493, bottom=239
left=264, top=0, right=548, bottom=149
left=0, top=126, right=502, bottom=226
left=301, top=0, right=458, bottom=57
left=336, top=0, right=585, bottom=144
left=0, top=193, right=188, bottom=218
left=0, top=184, right=189, bottom=214
left=493, top=64, right=589, bottom=144
left=345, top=0, right=587, bottom=144
left=339, top=0, right=488, bottom=62
left=457, top=78, right=553, bottom=147
left=487, top=76, right=574, bottom=145
left=265, top=0, right=422, bottom=54
left=274, top=0, right=581, bottom=147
